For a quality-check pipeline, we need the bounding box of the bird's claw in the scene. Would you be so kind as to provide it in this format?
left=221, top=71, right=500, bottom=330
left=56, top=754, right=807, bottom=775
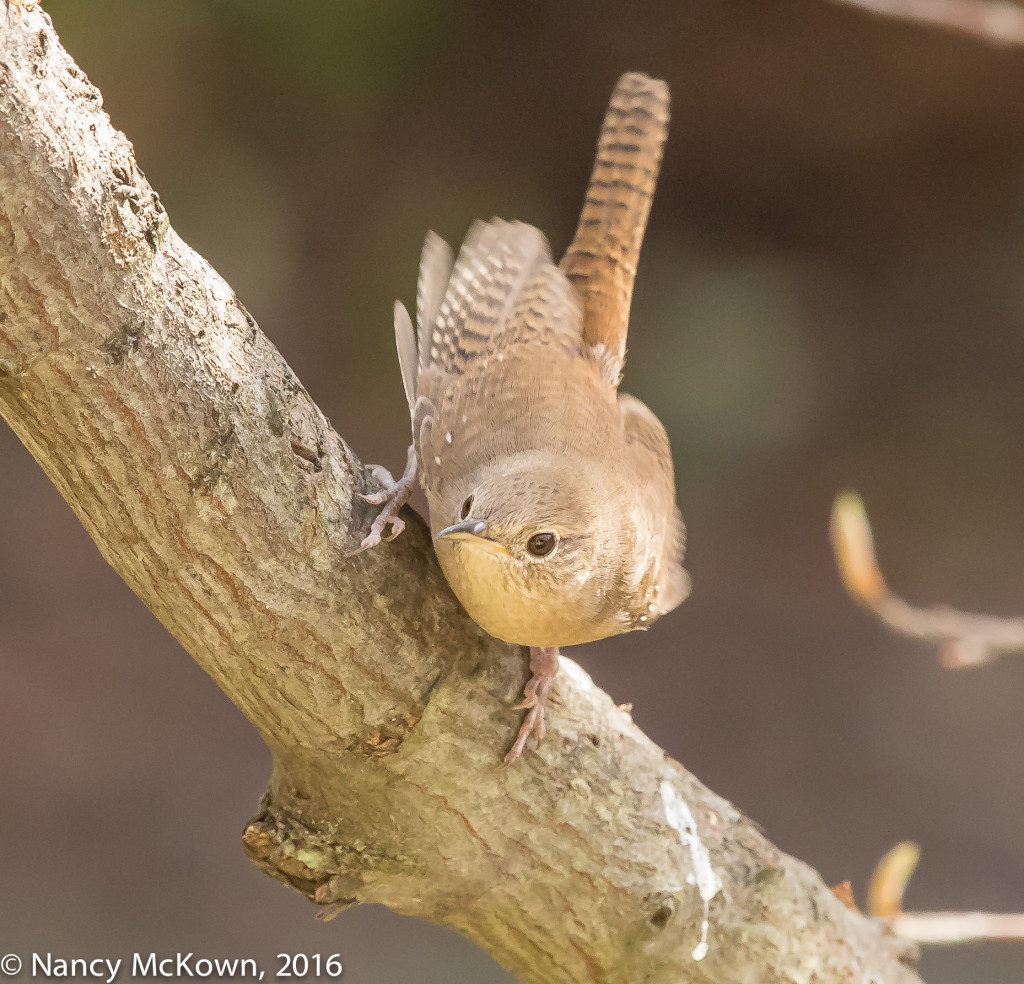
left=355, top=465, right=401, bottom=505
left=347, top=448, right=417, bottom=557
left=503, top=704, right=546, bottom=767
left=348, top=496, right=408, bottom=556
left=503, top=646, right=559, bottom=767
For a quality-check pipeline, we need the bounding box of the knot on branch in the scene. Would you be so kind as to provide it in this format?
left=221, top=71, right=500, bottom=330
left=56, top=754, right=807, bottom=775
left=242, top=798, right=364, bottom=914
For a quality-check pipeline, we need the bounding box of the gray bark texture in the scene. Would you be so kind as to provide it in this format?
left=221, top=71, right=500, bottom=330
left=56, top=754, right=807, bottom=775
left=0, top=8, right=924, bottom=983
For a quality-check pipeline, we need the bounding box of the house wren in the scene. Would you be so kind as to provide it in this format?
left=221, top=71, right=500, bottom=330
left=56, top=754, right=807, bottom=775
left=354, top=72, right=689, bottom=764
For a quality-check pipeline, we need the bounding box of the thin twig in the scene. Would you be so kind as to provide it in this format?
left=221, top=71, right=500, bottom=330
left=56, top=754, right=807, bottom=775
left=830, top=0, right=1024, bottom=46
left=868, top=842, right=1024, bottom=945
left=893, top=911, right=1024, bottom=943
left=830, top=492, right=1024, bottom=667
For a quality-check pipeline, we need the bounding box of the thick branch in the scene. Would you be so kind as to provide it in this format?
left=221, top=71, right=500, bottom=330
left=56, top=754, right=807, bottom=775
left=0, top=9, right=923, bottom=983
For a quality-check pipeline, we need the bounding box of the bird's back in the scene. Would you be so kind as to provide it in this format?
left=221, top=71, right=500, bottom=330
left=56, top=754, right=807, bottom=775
left=407, top=219, right=622, bottom=502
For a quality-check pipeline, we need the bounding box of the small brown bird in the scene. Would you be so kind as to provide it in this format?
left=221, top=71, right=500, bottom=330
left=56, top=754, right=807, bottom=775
left=355, top=72, right=689, bottom=763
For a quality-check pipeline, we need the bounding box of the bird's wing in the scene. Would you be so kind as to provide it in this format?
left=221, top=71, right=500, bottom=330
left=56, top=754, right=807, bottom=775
left=392, top=233, right=453, bottom=415
left=394, top=300, right=417, bottom=413
left=619, top=392, right=689, bottom=616
left=418, top=218, right=583, bottom=379
left=411, top=219, right=592, bottom=499
left=560, top=72, right=670, bottom=389
left=416, top=231, right=454, bottom=371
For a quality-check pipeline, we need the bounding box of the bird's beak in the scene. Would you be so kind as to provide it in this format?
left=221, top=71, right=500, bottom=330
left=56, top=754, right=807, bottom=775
left=435, top=519, right=509, bottom=555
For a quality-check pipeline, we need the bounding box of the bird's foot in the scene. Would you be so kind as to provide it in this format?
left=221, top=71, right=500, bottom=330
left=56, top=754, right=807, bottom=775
left=348, top=444, right=418, bottom=556
left=503, top=646, right=559, bottom=766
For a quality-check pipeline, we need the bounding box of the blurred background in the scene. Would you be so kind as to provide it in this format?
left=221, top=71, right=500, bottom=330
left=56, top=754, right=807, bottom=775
left=2, top=1, right=1023, bottom=981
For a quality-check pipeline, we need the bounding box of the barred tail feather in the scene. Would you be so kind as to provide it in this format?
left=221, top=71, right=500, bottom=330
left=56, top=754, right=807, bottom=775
left=560, top=72, right=670, bottom=387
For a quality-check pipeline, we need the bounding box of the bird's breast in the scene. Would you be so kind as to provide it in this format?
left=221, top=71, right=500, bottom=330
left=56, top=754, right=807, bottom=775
left=434, top=538, right=627, bottom=648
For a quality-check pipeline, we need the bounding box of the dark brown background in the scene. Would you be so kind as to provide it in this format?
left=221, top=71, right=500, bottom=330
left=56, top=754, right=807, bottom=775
left=2, top=1, right=1023, bottom=981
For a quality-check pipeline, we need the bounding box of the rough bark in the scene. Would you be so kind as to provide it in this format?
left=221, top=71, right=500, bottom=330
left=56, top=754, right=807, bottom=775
left=0, top=8, right=924, bottom=983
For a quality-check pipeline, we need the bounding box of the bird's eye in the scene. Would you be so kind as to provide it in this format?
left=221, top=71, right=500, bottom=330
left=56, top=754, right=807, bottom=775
left=526, top=532, right=557, bottom=557
left=460, top=495, right=474, bottom=520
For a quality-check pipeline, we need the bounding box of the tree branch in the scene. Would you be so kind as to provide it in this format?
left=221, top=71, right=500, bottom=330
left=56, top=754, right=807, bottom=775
left=828, top=0, right=1024, bottom=46
left=831, top=492, right=1024, bottom=667
left=893, top=911, right=1024, bottom=943
left=0, top=9, right=924, bottom=983
left=867, top=834, right=1024, bottom=945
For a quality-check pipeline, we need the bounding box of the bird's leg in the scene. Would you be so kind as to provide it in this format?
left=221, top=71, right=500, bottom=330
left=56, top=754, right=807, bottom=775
left=503, top=646, right=559, bottom=766
left=348, top=443, right=418, bottom=556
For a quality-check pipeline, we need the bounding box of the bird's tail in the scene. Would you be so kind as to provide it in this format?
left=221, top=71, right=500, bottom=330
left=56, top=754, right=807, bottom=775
left=560, top=72, right=670, bottom=387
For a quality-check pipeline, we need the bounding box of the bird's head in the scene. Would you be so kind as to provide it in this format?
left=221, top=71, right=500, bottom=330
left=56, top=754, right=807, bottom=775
left=431, top=454, right=637, bottom=647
